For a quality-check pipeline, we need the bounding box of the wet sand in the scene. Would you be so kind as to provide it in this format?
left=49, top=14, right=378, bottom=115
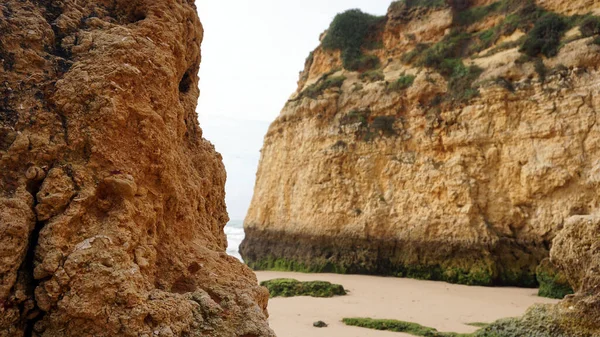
left=256, top=271, right=559, bottom=337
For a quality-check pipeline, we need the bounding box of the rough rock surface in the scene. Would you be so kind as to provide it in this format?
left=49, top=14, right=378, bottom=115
left=242, top=0, right=600, bottom=289
left=478, top=214, right=600, bottom=336
left=0, top=1, right=274, bottom=336
left=536, top=0, right=600, bottom=15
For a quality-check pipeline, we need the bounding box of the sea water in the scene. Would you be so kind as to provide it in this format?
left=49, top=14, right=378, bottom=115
left=224, top=220, right=245, bottom=261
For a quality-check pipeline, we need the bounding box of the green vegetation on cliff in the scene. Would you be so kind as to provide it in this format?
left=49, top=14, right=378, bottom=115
left=260, top=278, right=346, bottom=298
left=360, top=69, right=385, bottom=82
left=399, top=0, right=600, bottom=105
left=520, top=13, right=568, bottom=57
left=297, top=73, right=346, bottom=99
left=401, top=31, right=484, bottom=104
left=391, top=0, right=446, bottom=10
left=580, top=16, right=600, bottom=37
left=387, top=74, right=416, bottom=92
left=322, top=9, right=384, bottom=71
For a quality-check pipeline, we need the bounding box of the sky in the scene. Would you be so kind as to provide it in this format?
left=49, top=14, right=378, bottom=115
left=195, top=0, right=391, bottom=220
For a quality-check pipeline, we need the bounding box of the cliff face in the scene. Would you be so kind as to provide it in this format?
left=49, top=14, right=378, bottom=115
left=0, top=1, right=273, bottom=336
left=242, top=0, right=600, bottom=288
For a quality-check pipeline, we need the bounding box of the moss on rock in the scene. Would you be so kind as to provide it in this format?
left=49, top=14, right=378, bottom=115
left=343, top=306, right=598, bottom=337
left=260, top=278, right=346, bottom=298
left=248, top=256, right=349, bottom=274
left=343, top=317, right=473, bottom=336
left=536, top=258, right=574, bottom=299
left=241, top=228, right=546, bottom=287
left=474, top=305, right=597, bottom=337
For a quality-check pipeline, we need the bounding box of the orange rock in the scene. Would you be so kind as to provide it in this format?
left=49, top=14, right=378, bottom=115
left=0, top=1, right=273, bottom=336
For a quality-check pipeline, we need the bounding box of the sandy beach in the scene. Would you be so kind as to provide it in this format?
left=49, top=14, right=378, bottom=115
left=256, top=271, right=560, bottom=337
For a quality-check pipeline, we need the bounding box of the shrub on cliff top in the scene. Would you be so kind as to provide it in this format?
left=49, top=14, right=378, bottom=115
left=260, top=278, right=346, bottom=298
left=391, top=0, right=446, bottom=10
left=322, top=9, right=384, bottom=71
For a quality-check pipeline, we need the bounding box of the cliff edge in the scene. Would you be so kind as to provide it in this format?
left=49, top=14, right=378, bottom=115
left=0, top=1, right=274, bottom=336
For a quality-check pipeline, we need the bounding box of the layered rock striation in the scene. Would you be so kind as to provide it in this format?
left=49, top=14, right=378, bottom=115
left=242, top=0, right=600, bottom=289
left=0, top=1, right=273, bottom=336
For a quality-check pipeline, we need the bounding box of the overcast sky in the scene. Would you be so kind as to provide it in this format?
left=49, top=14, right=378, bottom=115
left=195, top=0, right=391, bottom=220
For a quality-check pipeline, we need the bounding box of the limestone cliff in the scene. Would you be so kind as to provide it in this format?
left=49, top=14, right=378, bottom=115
left=0, top=1, right=274, bottom=336
left=242, top=0, right=600, bottom=289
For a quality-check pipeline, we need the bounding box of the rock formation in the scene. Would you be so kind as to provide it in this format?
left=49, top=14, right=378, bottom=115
left=477, top=214, right=600, bottom=336
left=243, top=0, right=600, bottom=334
left=242, top=0, right=600, bottom=289
left=0, top=1, right=274, bottom=336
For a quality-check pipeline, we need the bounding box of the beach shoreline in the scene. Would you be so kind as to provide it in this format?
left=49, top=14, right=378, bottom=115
left=256, top=271, right=559, bottom=337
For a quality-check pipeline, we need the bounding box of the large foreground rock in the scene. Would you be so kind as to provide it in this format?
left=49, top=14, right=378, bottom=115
left=476, top=214, right=600, bottom=336
left=0, top=1, right=274, bottom=336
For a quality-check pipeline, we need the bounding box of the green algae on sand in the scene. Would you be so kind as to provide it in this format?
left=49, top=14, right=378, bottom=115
left=342, top=318, right=475, bottom=337
left=260, top=278, right=346, bottom=298
left=343, top=304, right=597, bottom=337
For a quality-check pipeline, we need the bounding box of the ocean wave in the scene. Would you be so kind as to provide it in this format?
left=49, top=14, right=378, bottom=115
left=224, top=221, right=245, bottom=261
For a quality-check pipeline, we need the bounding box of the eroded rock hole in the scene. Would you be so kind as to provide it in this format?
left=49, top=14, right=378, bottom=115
left=172, top=276, right=197, bottom=294
left=130, top=10, right=146, bottom=23
left=111, top=5, right=146, bottom=25
left=179, top=69, right=193, bottom=94
left=55, top=57, right=73, bottom=75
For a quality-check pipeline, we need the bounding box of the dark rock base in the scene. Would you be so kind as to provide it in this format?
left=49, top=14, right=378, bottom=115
left=241, top=227, right=548, bottom=287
